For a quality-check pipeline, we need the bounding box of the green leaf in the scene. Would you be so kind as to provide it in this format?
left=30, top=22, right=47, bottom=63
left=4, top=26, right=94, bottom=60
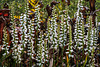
left=83, top=55, right=87, bottom=67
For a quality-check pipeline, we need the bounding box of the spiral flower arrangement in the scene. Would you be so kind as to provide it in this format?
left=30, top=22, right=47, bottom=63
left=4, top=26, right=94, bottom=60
left=2, top=27, right=9, bottom=56
left=0, top=0, right=100, bottom=67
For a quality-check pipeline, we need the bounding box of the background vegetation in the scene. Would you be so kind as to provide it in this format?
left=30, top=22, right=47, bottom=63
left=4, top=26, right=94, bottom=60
left=0, top=0, right=100, bottom=67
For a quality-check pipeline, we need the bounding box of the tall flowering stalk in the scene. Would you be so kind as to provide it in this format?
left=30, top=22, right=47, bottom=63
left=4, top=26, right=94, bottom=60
left=50, top=7, right=57, bottom=66
left=33, top=4, right=44, bottom=66
left=10, top=3, right=21, bottom=63
left=60, top=14, right=66, bottom=66
left=36, top=32, right=43, bottom=66
left=2, top=27, right=9, bottom=58
left=27, top=17, right=35, bottom=62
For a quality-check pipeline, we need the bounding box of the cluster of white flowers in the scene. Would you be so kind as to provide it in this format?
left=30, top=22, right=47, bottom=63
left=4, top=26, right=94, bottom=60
left=2, top=27, right=10, bottom=56
left=73, top=0, right=98, bottom=65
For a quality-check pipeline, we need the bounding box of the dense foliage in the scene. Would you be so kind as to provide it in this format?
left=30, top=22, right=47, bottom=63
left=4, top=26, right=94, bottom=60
left=0, top=0, right=100, bottom=67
